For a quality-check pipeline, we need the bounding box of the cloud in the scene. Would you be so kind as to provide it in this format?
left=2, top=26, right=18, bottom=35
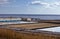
left=0, top=0, right=9, bottom=5
left=30, top=1, right=50, bottom=8
left=30, top=1, right=60, bottom=8
left=51, top=2, right=60, bottom=7
left=0, top=0, right=16, bottom=5
left=31, top=1, right=48, bottom=5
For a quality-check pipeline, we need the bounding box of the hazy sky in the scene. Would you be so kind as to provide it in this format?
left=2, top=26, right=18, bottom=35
left=0, top=0, right=60, bottom=14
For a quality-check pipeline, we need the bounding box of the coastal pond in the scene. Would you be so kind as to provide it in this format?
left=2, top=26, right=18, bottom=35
left=37, top=27, right=60, bottom=33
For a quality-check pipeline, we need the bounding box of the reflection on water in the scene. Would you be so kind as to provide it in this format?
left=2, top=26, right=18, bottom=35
left=37, top=27, right=60, bottom=32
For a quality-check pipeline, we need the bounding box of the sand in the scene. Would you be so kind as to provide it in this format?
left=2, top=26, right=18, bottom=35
left=2, top=23, right=60, bottom=29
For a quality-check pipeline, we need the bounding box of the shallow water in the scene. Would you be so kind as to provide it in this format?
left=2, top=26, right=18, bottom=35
left=37, top=27, right=60, bottom=32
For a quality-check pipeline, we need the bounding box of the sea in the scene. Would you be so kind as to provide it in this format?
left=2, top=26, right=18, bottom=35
left=0, top=14, right=60, bottom=20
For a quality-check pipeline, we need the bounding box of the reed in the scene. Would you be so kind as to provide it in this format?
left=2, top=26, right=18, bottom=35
left=0, top=28, right=59, bottom=39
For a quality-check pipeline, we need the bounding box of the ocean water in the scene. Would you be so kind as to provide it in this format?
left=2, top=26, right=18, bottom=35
left=0, top=14, right=60, bottom=20
left=0, top=20, right=21, bottom=22
left=0, top=20, right=36, bottom=25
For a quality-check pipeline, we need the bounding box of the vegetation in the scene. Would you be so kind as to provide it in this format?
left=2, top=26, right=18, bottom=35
left=0, top=28, right=59, bottom=39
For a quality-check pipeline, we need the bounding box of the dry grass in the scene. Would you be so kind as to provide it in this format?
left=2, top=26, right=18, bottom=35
left=0, top=28, right=60, bottom=39
left=0, top=28, right=23, bottom=39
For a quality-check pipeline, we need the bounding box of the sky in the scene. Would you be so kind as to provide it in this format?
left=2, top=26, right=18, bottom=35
left=0, top=0, right=60, bottom=14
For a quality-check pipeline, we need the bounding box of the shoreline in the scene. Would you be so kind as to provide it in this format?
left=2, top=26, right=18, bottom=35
left=0, top=17, right=60, bottom=39
left=0, top=17, right=60, bottom=29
